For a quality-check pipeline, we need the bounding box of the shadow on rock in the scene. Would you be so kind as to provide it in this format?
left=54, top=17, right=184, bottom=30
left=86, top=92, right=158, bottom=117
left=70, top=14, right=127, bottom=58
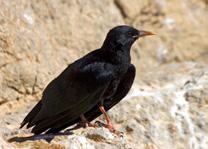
left=8, top=131, right=73, bottom=143
left=8, top=123, right=85, bottom=143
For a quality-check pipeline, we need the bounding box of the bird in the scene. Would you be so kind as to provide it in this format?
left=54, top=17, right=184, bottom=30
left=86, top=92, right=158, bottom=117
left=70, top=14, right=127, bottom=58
left=20, top=25, right=154, bottom=135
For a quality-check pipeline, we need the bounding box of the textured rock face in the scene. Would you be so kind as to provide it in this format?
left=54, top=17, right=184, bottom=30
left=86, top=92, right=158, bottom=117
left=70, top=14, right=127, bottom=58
left=3, top=62, right=208, bottom=149
left=0, top=0, right=208, bottom=149
left=0, top=0, right=124, bottom=102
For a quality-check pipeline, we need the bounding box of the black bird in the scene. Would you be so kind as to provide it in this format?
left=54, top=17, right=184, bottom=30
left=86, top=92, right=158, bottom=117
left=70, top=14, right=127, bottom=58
left=20, top=25, right=154, bottom=135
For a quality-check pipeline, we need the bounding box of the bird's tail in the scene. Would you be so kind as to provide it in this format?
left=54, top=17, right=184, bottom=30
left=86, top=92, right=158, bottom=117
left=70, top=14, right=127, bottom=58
left=20, top=101, right=42, bottom=128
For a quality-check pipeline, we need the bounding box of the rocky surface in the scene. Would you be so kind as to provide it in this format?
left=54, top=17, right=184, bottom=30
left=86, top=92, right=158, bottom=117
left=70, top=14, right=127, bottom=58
left=0, top=0, right=208, bottom=149
left=2, top=62, right=208, bottom=149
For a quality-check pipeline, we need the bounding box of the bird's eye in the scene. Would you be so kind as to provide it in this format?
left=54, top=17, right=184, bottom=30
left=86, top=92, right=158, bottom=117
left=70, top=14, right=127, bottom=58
left=128, top=32, right=137, bottom=38
left=132, top=33, right=138, bottom=39
left=132, top=34, right=138, bottom=38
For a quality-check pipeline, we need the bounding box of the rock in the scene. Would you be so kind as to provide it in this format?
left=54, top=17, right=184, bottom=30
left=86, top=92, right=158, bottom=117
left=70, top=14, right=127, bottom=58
left=0, top=0, right=208, bottom=149
left=0, top=136, right=14, bottom=149
left=66, top=136, right=95, bottom=149
left=1, top=0, right=208, bottom=103
left=0, top=0, right=124, bottom=102
left=115, top=0, right=149, bottom=19
left=86, top=127, right=115, bottom=141
left=1, top=62, right=208, bottom=149
left=115, top=0, right=208, bottom=70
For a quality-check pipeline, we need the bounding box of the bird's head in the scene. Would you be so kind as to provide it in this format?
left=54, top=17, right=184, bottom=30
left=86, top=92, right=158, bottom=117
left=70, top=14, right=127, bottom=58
left=102, top=25, right=154, bottom=50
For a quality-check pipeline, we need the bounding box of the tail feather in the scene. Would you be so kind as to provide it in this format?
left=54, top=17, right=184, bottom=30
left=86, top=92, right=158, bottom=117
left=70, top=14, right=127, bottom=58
left=31, top=110, right=72, bottom=134
left=20, top=101, right=42, bottom=128
left=31, top=117, right=55, bottom=134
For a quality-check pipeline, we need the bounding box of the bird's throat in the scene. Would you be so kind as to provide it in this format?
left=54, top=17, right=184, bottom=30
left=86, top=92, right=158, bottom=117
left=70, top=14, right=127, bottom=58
left=101, top=46, right=131, bottom=65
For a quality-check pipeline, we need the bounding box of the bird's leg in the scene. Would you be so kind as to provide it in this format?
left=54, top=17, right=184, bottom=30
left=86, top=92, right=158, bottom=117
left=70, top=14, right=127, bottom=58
left=99, top=106, right=113, bottom=128
left=99, top=106, right=121, bottom=136
left=78, top=114, right=98, bottom=128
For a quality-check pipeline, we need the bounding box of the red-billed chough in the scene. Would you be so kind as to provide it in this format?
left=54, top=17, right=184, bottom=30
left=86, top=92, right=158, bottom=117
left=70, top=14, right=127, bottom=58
left=20, top=25, right=154, bottom=135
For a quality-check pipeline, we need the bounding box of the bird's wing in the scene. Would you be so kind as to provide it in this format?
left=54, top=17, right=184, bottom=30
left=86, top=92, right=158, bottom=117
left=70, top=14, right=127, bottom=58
left=77, top=64, right=136, bottom=121
left=21, top=61, right=116, bottom=134
left=45, top=64, right=135, bottom=134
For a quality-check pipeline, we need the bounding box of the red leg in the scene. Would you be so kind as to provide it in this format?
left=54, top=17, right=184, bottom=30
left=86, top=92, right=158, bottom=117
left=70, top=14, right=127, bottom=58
left=99, top=106, right=113, bottom=129
left=99, top=106, right=122, bottom=136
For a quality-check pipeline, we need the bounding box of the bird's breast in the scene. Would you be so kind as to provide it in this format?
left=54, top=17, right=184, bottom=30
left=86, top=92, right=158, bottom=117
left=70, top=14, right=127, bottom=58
left=114, top=63, right=130, bottom=77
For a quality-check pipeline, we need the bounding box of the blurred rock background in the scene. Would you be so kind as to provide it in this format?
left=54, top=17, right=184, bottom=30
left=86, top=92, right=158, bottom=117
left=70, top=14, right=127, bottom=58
left=0, top=0, right=207, bottom=148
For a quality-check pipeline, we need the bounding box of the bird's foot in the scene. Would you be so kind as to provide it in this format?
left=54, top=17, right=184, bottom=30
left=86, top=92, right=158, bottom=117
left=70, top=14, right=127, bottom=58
left=86, top=122, right=99, bottom=128
left=104, top=124, right=123, bottom=137
left=79, top=114, right=98, bottom=128
left=77, top=121, right=98, bottom=128
left=95, top=121, right=123, bottom=137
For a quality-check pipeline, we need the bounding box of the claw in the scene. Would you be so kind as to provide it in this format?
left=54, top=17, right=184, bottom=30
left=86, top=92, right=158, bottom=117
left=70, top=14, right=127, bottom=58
left=95, top=120, right=105, bottom=127
left=103, top=124, right=123, bottom=137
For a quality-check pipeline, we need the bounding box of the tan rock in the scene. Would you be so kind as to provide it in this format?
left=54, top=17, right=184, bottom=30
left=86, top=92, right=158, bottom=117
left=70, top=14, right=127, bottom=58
left=0, top=0, right=208, bottom=149
left=0, top=0, right=123, bottom=102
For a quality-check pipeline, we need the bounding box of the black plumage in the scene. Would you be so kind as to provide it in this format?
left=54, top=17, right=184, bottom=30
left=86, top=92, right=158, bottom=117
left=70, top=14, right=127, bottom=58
left=20, top=25, right=154, bottom=134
